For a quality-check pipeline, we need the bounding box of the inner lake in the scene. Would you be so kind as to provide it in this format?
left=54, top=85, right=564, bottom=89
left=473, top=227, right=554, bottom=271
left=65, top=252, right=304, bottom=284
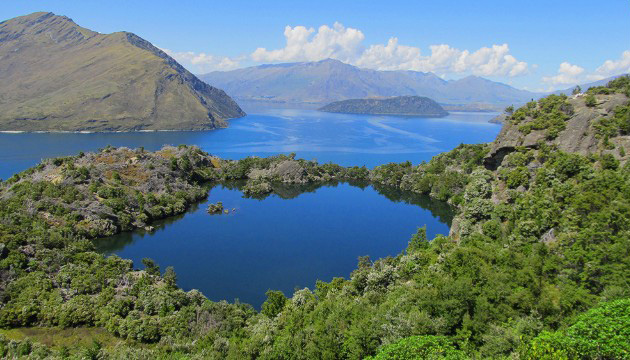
left=96, top=181, right=454, bottom=307
left=0, top=109, right=501, bottom=307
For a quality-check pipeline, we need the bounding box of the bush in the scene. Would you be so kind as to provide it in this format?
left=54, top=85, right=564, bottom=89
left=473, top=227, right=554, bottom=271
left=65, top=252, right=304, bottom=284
left=261, top=290, right=287, bottom=318
left=366, top=336, right=467, bottom=360
left=585, top=94, right=597, bottom=107
left=523, top=299, right=630, bottom=359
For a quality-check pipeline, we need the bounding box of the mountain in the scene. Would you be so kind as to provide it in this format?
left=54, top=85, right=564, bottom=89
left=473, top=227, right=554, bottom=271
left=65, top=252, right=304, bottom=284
left=200, top=59, right=539, bottom=110
left=319, top=96, right=448, bottom=117
left=0, top=12, right=245, bottom=132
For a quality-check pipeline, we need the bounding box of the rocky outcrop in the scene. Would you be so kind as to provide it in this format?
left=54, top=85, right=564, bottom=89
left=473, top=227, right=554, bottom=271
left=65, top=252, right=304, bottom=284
left=485, top=93, right=629, bottom=170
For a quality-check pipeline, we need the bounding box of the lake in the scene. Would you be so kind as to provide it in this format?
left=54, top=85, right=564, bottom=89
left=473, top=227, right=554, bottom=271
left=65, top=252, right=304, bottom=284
left=95, top=181, right=454, bottom=307
left=0, top=109, right=501, bottom=307
left=0, top=109, right=500, bottom=179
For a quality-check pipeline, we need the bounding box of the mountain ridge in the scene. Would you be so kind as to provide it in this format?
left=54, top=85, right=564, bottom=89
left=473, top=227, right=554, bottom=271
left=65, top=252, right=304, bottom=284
left=201, top=58, right=540, bottom=110
left=0, top=12, right=245, bottom=132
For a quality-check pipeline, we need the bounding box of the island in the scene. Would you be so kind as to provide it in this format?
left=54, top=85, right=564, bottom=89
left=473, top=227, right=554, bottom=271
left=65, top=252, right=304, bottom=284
left=318, top=96, right=449, bottom=117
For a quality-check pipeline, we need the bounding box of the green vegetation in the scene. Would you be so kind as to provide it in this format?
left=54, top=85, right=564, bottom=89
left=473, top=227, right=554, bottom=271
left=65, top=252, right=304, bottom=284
left=509, top=94, right=574, bottom=139
left=207, top=201, right=225, bottom=214
left=365, top=336, right=467, bottom=360
left=1, top=78, right=630, bottom=358
left=522, top=299, right=630, bottom=359
left=587, top=75, right=630, bottom=97
left=594, top=100, right=630, bottom=148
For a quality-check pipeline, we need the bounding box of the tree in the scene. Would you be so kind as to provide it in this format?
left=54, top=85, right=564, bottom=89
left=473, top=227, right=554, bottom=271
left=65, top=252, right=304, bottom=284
left=261, top=290, right=287, bottom=318
left=141, top=258, right=160, bottom=276
left=572, top=85, right=582, bottom=95
left=163, top=266, right=177, bottom=288
left=408, top=226, right=429, bottom=252
left=504, top=105, right=515, bottom=115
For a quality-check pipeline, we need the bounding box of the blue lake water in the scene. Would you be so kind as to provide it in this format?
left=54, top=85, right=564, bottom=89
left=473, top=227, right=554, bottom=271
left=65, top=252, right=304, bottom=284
left=0, top=109, right=501, bottom=307
left=0, top=109, right=501, bottom=179
left=95, top=181, right=454, bottom=307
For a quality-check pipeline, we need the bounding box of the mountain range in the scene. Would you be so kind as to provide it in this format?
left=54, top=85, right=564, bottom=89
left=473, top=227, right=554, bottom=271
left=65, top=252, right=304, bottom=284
left=201, top=59, right=541, bottom=110
left=0, top=12, right=244, bottom=132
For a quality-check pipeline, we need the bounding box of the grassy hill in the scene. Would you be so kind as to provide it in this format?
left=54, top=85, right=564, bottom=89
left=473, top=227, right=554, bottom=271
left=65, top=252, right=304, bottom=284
left=0, top=12, right=245, bottom=132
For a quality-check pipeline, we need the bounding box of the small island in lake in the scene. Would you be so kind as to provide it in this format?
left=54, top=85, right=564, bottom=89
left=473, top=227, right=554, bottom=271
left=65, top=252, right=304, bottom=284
left=319, top=96, right=449, bottom=117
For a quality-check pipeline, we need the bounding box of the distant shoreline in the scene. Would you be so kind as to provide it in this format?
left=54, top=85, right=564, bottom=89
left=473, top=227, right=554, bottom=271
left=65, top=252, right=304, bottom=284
left=0, top=129, right=218, bottom=134
left=318, top=110, right=449, bottom=118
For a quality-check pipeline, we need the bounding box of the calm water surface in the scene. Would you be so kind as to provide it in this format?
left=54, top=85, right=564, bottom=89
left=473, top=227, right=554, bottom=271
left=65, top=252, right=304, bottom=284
left=0, top=109, right=501, bottom=179
left=1, top=109, right=500, bottom=306
left=96, top=182, right=453, bottom=307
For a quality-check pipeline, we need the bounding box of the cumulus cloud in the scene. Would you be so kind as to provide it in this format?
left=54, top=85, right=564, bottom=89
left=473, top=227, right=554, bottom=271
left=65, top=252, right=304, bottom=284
left=541, top=51, right=630, bottom=89
left=251, top=22, right=529, bottom=77
left=542, top=62, right=585, bottom=85
left=592, top=50, right=630, bottom=79
left=161, top=48, right=242, bottom=73
left=356, top=41, right=529, bottom=76
left=251, top=22, right=365, bottom=63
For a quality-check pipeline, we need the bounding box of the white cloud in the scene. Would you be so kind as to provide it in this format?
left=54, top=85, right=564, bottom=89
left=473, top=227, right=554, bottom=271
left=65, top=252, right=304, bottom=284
left=162, top=48, right=242, bottom=73
left=542, top=51, right=630, bottom=89
left=356, top=42, right=529, bottom=76
left=251, top=22, right=365, bottom=63
left=251, top=22, right=529, bottom=77
left=542, top=62, right=585, bottom=85
left=593, top=50, right=630, bottom=78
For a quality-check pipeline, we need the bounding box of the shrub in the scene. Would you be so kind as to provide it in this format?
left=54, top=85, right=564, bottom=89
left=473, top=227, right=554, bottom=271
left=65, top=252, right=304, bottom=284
left=366, top=336, right=467, bottom=360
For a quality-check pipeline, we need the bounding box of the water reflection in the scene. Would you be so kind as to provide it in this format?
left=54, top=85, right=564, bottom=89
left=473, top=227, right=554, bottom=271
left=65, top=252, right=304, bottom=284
left=93, top=181, right=453, bottom=307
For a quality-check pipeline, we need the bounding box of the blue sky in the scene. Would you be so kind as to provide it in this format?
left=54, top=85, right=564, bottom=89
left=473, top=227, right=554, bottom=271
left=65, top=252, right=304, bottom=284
left=2, top=0, right=629, bottom=90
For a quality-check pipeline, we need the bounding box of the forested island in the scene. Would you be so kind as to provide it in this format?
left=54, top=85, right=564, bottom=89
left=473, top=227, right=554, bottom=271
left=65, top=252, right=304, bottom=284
left=319, top=96, right=449, bottom=117
left=1, top=77, right=630, bottom=358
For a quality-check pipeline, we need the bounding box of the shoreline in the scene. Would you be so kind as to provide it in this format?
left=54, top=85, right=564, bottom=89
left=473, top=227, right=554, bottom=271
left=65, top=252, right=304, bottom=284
left=0, top=128, right=223, bottom=134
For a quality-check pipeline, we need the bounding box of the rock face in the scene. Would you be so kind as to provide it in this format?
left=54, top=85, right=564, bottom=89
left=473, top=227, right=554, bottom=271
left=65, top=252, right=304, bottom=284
left=319, top=96, right=448, bottom=117
left=200, top=58, right=540, bottom=109
left=0, top=12, right=245, bottom=131
left=485, top=93, right=630, bottom=170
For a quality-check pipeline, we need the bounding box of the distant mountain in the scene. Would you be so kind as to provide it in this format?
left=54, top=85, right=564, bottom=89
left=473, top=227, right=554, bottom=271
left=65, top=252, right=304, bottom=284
left=554, top=74, right=629, bottom=95
left=0, top=12, right=244, bottom=132
left=319, top=96, right=448, bottom=117
left=200, top=59, right=539, bottom=110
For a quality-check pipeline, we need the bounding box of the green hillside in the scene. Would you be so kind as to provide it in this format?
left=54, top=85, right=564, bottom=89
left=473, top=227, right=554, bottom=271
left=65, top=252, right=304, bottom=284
left=0, top=12, right=244, bottom=132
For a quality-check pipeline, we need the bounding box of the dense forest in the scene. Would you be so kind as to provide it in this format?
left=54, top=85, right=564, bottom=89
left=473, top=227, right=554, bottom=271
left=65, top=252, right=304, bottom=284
left=1, top=77, right=630, bottom=359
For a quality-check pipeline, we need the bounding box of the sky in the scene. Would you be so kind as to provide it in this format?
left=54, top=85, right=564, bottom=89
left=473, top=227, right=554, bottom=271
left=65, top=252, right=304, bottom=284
left=2, top=0, right=629, bottom=91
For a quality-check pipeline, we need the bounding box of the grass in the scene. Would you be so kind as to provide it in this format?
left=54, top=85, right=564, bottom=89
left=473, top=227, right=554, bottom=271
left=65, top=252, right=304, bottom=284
left=0, top=327, right=122, bottom=349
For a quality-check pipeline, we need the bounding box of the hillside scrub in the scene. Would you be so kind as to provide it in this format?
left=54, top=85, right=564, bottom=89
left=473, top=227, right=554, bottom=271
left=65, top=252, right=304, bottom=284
left=1, top=78, right=630, bottom=358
